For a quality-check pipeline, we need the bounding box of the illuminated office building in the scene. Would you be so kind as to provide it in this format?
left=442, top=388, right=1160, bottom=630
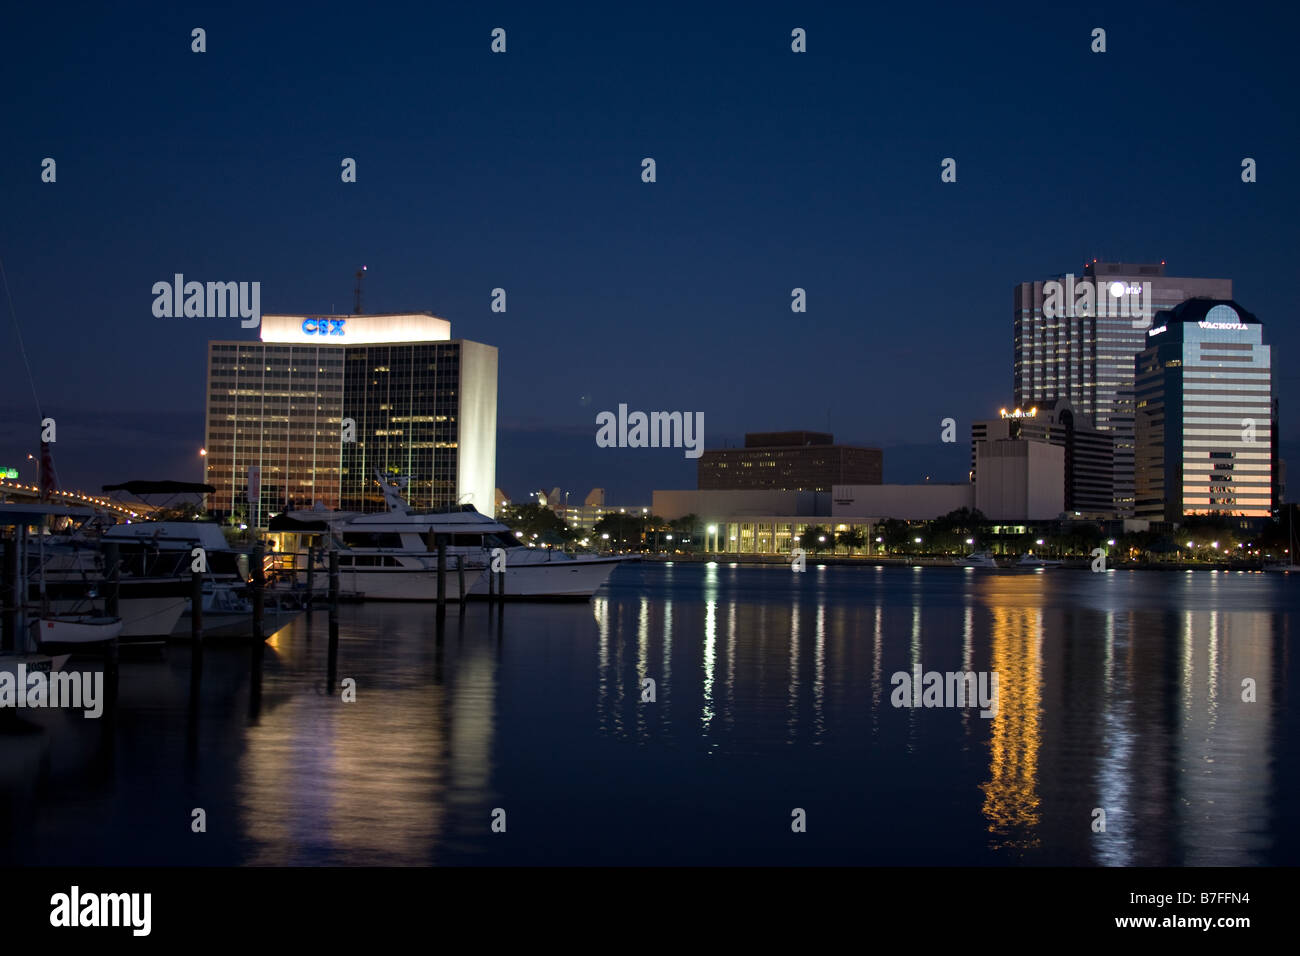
left=1014, top=261, right=1232, bottom=515
left=1134, top=299, right=1273, bottom=521
left=971, top=400, right=1114, bottom=516
left=205, top=313, right=497, bottom=523
left=698, top=431, right=881, bottom=492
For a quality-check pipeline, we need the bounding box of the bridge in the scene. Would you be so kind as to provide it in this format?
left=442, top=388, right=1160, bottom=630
left=0, top=479, right=150, bottom=520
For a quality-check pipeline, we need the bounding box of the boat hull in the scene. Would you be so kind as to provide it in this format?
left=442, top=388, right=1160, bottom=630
left=171, top=608, right=305, bottom=640
left=296, top=564, right=484, bottom=601
left=30, top=616, right=124, bottom=646
left=43, top=595, right=186, bottom=639
left=467, top=556, right=623, bottom=599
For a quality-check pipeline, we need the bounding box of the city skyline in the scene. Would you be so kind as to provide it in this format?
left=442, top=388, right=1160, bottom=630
left=3, top=1, right=1296, bottom=916
left=3, top=4, right=1297, bottom=503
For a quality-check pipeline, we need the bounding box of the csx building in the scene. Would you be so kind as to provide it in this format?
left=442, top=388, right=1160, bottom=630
left=204, top=313, right=497, bottom=524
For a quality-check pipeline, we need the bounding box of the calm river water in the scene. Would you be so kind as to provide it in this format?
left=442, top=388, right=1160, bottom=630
left=3, top=562, right=1297, bottom=865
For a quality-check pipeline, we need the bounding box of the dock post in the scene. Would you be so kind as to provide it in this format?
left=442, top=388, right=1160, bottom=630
left=436, top=539, right=447, bottom=613
left=251, top=544, right=265, bottom=642
left=2, top=538, right=14, bottom=652
left=327, top=606, right=339, bottom=691
left=328, top=549, right=339, bottom=606
left=190, top=567, right=204, bottom=643
left=15, top=526, right=27, bottom=652
left=487, top=560, right=495, bottom=600
left=105, top=633, right=119, bottom=704
left=304, top=545, right=315, bottom=609
left=457, top=554, right=466, bottom=613
left=104, top=541, right=120, bottom=618
left=497, top=564, right=506, bottom=603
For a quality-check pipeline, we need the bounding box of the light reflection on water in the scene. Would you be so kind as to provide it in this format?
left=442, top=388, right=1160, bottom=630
left=1, top=564, right=1293, bottom=865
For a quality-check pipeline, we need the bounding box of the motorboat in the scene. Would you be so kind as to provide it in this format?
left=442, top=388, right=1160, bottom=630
left=170, top=579, right=304, bottom=640
left=273, top=474, right=629, bottom=600
left=1015, top=552, right=1061, bottom=569
left=29, top=614, right=123, bottom=646
left=0, top=652, right=72, bottom=680
left=953, top=551, right=999, bottom=568
left=32, top=517, right=251, bottom=640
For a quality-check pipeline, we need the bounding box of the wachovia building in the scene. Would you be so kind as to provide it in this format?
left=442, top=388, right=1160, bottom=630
left=204, top=313, right=497, bottom=524
left=1134, top=299, right=1275, bottom=522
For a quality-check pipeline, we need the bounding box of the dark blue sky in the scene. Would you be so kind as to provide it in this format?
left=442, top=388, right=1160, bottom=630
left=3, top=1, right=1297, bottom=503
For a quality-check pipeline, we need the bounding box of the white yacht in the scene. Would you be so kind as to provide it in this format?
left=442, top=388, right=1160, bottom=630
left=274, top=474, right=628, bottom=600
left=953, top=551, right=999, bottom=569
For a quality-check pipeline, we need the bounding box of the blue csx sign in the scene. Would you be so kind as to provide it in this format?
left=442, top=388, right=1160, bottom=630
left=301, top=318, right=346, bottom=336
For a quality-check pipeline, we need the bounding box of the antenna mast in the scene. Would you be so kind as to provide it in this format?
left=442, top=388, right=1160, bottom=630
left=353, top=265, right=367, bottom=314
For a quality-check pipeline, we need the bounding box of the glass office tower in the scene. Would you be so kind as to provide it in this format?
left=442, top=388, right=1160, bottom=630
left=1014, top=261, right=1232, bottom=516
left=205, top=313, right=497, bottom=524
left=1134, top=300, right=1273, bottom=521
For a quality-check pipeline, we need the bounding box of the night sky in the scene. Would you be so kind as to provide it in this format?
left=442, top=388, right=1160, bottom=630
left=3, top=1, right=1297, bottom=504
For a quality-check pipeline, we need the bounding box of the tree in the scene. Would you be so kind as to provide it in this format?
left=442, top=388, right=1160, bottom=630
left=592, top=512, right=655, bottom=551
left=929, top=507, right=988, bottom=553
left=835, top=527, right=865, bottom=554
left=875, top=518, right=912, bottom=554
left=669, top=513, right=700, bottom=552
left=500, top=503, right=573, bottom=543
left=800, top=525, right=831, bottom=554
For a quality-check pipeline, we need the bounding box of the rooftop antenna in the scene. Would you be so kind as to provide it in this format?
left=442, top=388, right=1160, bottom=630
left=353, top=265, right=367, bottom=314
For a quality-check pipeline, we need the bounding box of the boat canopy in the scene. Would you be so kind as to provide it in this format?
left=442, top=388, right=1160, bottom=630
left=267, top=514, right=331, bottom=532
left=102, top=480, right=216, bottom=494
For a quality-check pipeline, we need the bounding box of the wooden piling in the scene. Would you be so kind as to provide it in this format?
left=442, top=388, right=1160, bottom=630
left=1, top=538, right=14, bottom=652
left=304, top=545, right=315, bottom=608
left=328, top=549, right=339, bottom=605
left=190, top=567, right=204, bottom=643
left=251, top=544, right=265, bottom=642
left=436, top=540, right=447, bottom=612
left=103, top=541, right=120, bottom=618
left=457, top=554, right=466, bottom=612
left=327, top=606, right=339, bottom=690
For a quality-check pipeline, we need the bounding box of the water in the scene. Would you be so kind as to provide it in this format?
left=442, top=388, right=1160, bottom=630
left=3, top=562, right=1298, bottom=865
